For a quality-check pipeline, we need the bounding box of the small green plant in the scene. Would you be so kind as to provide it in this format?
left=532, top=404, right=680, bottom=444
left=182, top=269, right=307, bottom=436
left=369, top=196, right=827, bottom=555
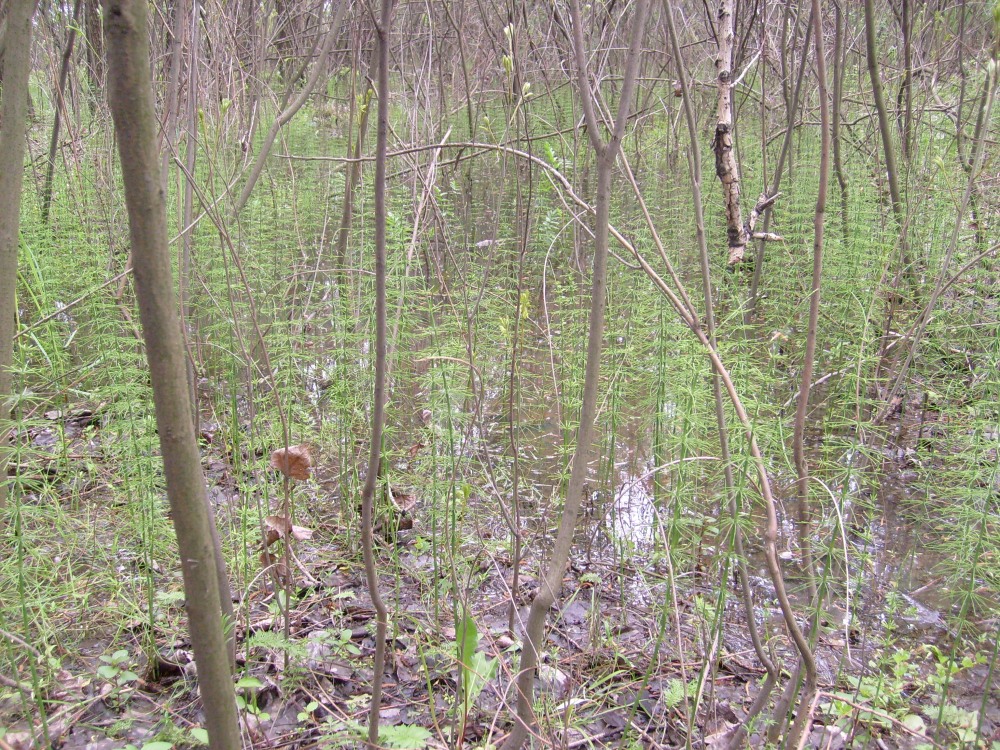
left=380, top=724, right=433, bottom=749
left=455, top=614, right=498, bottom=735
left=318, top=716, right=432, bottom=750
left=107, top=718, right=134, bottom=738
left=97, top=649, right=138, bottom=686
left=316, top=628, right=362, bottom=657
left=661, top=678, right=688, bottom=711
left=297, top=700, right=319, bottom=723
left=923, top=645, right=983, bottom=696
left=235, top=676, right=270, bottom=722
left=931, top=703, right=979, bottom=745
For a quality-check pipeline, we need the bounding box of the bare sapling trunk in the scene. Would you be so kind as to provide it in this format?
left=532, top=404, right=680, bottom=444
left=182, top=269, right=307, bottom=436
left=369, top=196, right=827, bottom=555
left=180, top=0, right=199, bottom=433
left=0, top=0, right=36, bottom=514
left=786, top=0, right=831, bottom=744
left=501, top=0, right=649, bottom=747
left=832, top=3, right=849, bottom=245
left=506, top=89, right=533, bottom=635
left=863, top=0, right=912, bottom=281
left=176, top=0, right=236, bottom=666
left=747, top=7, right=813, bottom=317
left=102, top=2, right=239, bottom=748
left=41, top=0, right=82, bottom=224
left=875, top=62, right=996, bottom=425
left=359, top=0, right=394, bottom=745
left=333, top=29, right=382, bottom=295
left=663, top=5, right=781, bottom=747
left=232, top=0, right=348, bottom=216
left=898, top=0, right=913, bottom=162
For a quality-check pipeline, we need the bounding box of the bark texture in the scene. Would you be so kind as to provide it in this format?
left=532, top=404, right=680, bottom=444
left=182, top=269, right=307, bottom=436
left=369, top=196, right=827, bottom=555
left=0, top=0, right=36, bottom=513
left=714, top=0, right=747, bottom=265
left=102, top=2, right=239, bottom=747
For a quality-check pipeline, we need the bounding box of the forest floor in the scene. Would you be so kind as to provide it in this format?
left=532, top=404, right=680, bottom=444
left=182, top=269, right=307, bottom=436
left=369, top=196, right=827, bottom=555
left=2, top=386, right=997, bottom=750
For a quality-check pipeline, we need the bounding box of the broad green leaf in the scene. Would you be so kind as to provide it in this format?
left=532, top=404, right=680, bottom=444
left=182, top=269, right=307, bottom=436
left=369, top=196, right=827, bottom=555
left=381, top=724, right=432, bottom=750
left=189, top=728, right=209, bottom=745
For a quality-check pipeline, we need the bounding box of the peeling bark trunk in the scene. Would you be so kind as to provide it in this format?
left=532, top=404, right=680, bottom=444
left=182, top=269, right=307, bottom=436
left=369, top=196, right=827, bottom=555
left=714, top=0, right=748, bottom=265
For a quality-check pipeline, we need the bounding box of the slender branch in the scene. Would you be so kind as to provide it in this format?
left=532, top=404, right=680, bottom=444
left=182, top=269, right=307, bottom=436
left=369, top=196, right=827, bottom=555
left=786, top=0, right=831, bottom=744
left=360, top=0, right=394, bottom=744
left=232, top=0, right=347, bottom=215
left=502, top=1, right=649, bottom=746
left=663, top=2, right=781, bottom=746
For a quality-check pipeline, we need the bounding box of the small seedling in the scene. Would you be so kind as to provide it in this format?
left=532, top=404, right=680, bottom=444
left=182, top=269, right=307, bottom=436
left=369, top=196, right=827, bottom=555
left=97, top=649, right=138, bottom=686
left=235, top=676, right=270, bottom=721
left=297, top=700, right=319, bottom=723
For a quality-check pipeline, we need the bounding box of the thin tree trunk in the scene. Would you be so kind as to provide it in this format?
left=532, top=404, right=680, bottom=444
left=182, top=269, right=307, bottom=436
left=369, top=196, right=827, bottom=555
left=0, top=0, right=36, bottom=514
left=952, top=0, right=986, bottom=247
left=176, top=0, right=235, bottom=666
left=863, top=0, right=911, bottom=274
left=501, top=1, right=649, bottom=747
left=747, top=7, right=813, bottom=316
left=786, top=0, right=831, bottom=744
left=84, top=0, right=106, bottom=100
left=333, top=34, right=380, bottom=293
left=876, top=65, right=996, bottom=425
left=506, top=86, right=533, bottom=634
left=160, top=0, right=184, bottom=190
left=663, top=5, right=781, bottom=747
left=360, top=0, right=394, bottom=744
left=102, top=2, right=239, bottom=747
left=232, top=0, right=348, bottom=216
left=832, top=2, right=849, bottom=245
left=714, top=0, right=748, bottom=265
left=898, top=0, right=913, bottom=162
left=180, top=0, right=199, bottom=431
left=41, top=0, right=82, bottom=224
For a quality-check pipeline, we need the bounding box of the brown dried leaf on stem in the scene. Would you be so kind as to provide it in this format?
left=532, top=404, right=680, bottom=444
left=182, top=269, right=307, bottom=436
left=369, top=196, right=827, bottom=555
left=263, top=515, right=314, bottom=547
left=269, top=444, right=312, bottom=480
left=259, top=549, right=291, bottom=583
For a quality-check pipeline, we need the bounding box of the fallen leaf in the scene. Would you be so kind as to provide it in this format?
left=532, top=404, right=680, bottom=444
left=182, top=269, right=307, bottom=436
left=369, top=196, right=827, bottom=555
left=260, top=549, right=291, bottom=582
left=269, top=444, right=312, bottom=480
left=263, top=515, right=314, bottom=547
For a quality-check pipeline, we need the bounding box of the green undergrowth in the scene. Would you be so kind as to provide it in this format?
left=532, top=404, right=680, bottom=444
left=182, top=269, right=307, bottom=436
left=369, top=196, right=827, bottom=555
left=1, top=76, right=998, bottom=748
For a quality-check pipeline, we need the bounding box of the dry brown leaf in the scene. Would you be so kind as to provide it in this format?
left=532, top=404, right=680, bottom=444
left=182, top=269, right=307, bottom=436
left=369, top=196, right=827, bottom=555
left=263, top=514, right=313, bottom=546
left=269, top=444, right=312, bottom=480
left=263, top=527, right=282, bottom=548
left=259, top=549, right=290, bottom=582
